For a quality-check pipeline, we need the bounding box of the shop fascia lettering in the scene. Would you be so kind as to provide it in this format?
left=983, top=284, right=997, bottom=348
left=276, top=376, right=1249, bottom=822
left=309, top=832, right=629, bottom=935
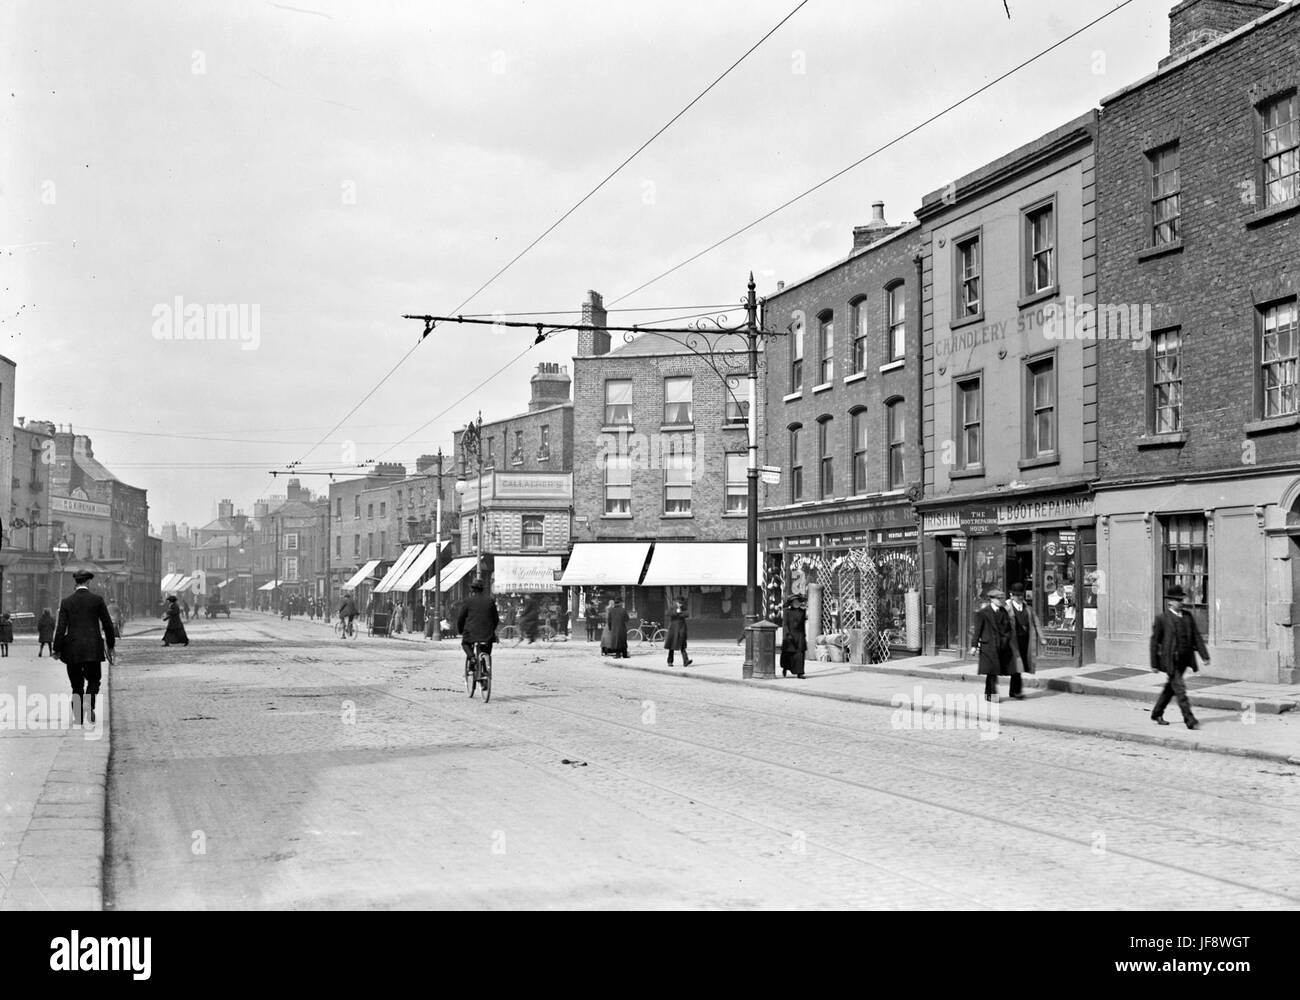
left=925, top=496, right=1093, bottom=533
left=766, top=506, right=911, bottom=537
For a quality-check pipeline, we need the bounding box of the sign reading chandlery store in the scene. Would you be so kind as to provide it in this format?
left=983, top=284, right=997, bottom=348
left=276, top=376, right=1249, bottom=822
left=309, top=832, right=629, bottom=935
left=923, top=495, right=1094, bottom=533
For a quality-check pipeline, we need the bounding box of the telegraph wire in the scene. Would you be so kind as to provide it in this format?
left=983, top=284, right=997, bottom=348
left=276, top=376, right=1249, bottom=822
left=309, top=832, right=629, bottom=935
left=266, top=0, right=811, bottom=493
left=610, top=0, right=1138, bottom=306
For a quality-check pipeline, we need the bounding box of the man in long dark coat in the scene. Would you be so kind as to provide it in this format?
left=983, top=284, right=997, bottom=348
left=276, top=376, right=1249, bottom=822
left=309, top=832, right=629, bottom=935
left=518, top=595, right=540, bottom=644
left=603, top=596, right=629, bottom=659
left=970, top=588, right=1017, bottom=702
left=665, top=597, right=692, bottom=666
left=1149, top=583, right=1208, bottom=729
left=53, top=570, right=116, bottom=725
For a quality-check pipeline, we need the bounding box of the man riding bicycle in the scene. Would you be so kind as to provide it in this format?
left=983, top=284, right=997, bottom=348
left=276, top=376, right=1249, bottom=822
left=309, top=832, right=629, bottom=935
left=456, top=578, right=499, bottom=666
left=337, top=594, right=358, bottom=637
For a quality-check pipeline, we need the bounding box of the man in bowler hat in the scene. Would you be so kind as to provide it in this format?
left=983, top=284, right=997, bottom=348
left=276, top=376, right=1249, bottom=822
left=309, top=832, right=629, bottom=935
left=52, top=570, right=116, bottom=726
left=1150, top=583, right=1208, bottom=729
left=970, top=588, right=1017, bottom=702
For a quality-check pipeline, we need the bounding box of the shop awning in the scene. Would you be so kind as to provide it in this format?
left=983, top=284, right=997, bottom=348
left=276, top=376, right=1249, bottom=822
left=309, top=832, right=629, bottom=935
left=341, top=560, right=382, bottom=591
left=641, top=542, right=749, bottom=586
left=559, top=543, right=651, bottom=586
left=421, top=556, right=477, bottom=593
left=372, top=545, right=423, bottom=594
left=257, top=579, right=281, bottom=592
left=493, top=554, right=563, bottom=592
left=160, top=572, right=184, bottom=592
left=390, top=541, right=449, bottom=592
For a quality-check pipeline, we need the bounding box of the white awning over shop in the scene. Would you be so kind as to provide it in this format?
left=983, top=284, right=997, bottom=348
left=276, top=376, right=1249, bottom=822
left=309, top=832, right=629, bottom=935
left=493, top=555, right=563, bottom=592
left=342, top=560, right=381, bottom=592
left=160, top=573, right=183, bottom=592
left=391, top=541, right=449, bottom=592
left=559, top=543, right=651, bottom=586
left=372, top=545, right=423, bottom=594
left=258, top=579, right=281, bottom=592
left=421, top=556, right=477, bottom=593
left=641, top=542, right=748, bottom=586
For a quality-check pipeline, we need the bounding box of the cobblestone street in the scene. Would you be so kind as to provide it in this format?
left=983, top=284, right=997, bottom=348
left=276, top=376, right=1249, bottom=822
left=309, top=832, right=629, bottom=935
left=102, top=617, right=1300, bottom=910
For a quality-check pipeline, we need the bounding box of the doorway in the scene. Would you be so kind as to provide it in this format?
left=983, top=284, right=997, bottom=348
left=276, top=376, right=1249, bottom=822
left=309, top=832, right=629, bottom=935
left=935, top=544, right=962, bottom=650
left=1008, top=534, right=1033, bottom=597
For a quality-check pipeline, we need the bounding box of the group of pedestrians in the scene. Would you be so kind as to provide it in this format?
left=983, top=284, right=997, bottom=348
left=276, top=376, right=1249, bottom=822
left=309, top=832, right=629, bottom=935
left=966, top=580, right=1206, bottom=728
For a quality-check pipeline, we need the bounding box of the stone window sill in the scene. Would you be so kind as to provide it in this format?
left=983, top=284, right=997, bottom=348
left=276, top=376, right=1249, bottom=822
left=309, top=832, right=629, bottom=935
left=783, top=391, right=803, bottom=403
left=661, top=513, right=694, bottom=519
left=843, top=372, right=867, bottom=384
left=1245, top=414, right=1300, bottom=434
left=949, top=312, right=985, bottom=331
left=1137, top=241, right=1183, bottom=262
left=949, top=466, right=985, bottom=480
left=812, top=382, right=834, bottom=394
left=1135, top=431, right=1188, bottom=448
left=660, top=424, right=695, bottom=433
left=1245, top=198, right=1300, bottom=229
left=601, top=425, right=634, bottom=434
left=879, top=359, right=905, bottom=374
left=601, top=513, right=633, bottom=520
left=1018, top=454, right=1059, bottom=470
left=1018, top=287, right=1058, bottom=310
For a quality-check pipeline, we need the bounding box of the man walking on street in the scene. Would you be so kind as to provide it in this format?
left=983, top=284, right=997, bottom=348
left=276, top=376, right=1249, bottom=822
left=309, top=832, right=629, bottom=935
left=970, top=588, right=1017, bottom=702
left=52, top=570, right=116, bottom=726
left=1150, top=583, right=1208, bottom=729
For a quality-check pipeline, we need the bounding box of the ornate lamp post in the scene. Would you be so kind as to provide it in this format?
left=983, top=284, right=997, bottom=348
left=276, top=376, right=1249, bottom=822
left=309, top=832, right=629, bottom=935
left=52, top=540, right=72, bottom=599
left=455, top=412, right=485, bottom=583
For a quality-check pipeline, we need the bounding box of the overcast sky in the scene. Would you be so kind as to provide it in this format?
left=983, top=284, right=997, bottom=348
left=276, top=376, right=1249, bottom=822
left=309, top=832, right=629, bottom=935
left=2, top=0, right=1171, bottom=529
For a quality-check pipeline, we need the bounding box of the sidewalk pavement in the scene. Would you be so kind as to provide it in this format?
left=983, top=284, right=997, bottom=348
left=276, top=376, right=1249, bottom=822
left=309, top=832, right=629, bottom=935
left=0, top=643, right=108, bottom=911
left=380, top=625, right=1300, bottom=765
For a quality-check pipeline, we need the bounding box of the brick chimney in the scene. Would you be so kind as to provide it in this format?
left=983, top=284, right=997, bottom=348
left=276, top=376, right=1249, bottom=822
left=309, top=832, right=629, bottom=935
left=576, top=290, right=610, bottom=357
left=529, top=362, right=572, bottom=410
left=218, top=499, right=234, bottom=520
left=1161, top=0, right=1280, bottom=66
left=286, top=479, right=304, bottom=502
left=852, top=201, right=903, bottom=251
left=415, top=453, right=441, bottom=474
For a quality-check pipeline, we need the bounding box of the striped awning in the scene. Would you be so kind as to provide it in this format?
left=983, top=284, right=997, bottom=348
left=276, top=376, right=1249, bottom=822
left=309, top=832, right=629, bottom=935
left=341, top=560, right=382, bottom=591
left=390, top=541, right=449, bottom=592
left=421, top=556, right=477, bottom=593
left=373, top=545, right=424, bottom=594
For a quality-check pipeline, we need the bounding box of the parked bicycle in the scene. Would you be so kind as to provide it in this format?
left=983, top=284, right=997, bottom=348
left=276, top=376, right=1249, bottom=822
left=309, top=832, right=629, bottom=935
left=626, top=620, right=667, bottom=645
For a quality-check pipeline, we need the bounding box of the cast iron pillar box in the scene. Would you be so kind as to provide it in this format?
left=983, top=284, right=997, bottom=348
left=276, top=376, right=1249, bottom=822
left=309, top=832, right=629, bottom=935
left=744, top=620, right=777, bottom=679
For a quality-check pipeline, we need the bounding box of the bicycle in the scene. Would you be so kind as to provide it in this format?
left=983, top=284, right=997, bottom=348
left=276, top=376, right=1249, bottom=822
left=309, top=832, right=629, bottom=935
left=465, top=641, right=492, bottom=702
left=333, top=617, right=356, bottom=639
left=626, top=620, right=666, bottom=645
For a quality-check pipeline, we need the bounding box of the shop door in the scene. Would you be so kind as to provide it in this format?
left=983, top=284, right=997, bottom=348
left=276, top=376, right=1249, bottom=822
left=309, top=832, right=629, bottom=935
left=937, top=546, right=961, bottom=649
left=1008, top=536, right=1033, bottom=596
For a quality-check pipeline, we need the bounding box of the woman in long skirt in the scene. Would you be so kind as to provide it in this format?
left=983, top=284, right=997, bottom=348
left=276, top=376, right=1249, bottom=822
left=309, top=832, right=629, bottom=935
left=37, top=608, right=56, bottom=657
left=780, top=595, right=808, bottom=678
left=162, top=596, right=190, bottom=646
left=665, top=598, right=692, bottom=666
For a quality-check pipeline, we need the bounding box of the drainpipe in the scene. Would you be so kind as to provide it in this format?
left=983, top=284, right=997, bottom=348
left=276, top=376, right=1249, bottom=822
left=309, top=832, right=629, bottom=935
left=913, top=250, right=927, bottom=655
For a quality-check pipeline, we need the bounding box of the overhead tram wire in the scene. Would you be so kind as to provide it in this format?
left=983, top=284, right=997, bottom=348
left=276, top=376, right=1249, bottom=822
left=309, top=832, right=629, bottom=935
left=444, top=0, right=812, bottom=317
left=264, top=1, right=811, bottom=494
left=608, top=0, right=1138, bottom=308
left=286, top=0, right=1117, bottom=478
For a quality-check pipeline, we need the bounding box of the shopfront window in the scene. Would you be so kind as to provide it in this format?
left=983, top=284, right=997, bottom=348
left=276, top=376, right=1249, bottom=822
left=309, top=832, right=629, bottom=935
left=1039, top=529, right=1078, bottom=657
left=970, top=535, right=1005, bottom=610
left=874, top=547, right=918, bottom=635
left=1162, top=514, right=1208, bottom=635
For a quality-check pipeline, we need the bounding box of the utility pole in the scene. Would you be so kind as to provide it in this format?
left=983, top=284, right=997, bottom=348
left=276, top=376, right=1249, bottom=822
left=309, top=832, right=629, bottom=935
left=743, top=273, right=761, bottom=676
left=432, top=447, right=443, bottom=639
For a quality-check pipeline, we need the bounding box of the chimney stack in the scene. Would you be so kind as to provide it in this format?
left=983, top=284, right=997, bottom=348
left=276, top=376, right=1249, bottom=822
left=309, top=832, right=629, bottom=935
left=529, top=362, right=572, bottom=411
left=1161, top=0, right=1279, bottom=66
left=852, top=200, right=903, bottom=251
left=576, top=290, right=610, bottom=357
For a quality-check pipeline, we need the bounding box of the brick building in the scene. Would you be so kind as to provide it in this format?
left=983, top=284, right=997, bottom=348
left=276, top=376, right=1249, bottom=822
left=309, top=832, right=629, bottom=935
left=759, top=204, right=924, bottom=649
left=328, top=463, right=407, bottom=610
left=47, top=427, right=151, bottom=613
left=5, top=418, right=55, bottom=615
left=565, top=290, right=764, bottom=639
left=451, top=362, right=574, bottom=617
left=916, top=111, right=1100, bottom=666
left=1093, top=0, right=1300, bottom=681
